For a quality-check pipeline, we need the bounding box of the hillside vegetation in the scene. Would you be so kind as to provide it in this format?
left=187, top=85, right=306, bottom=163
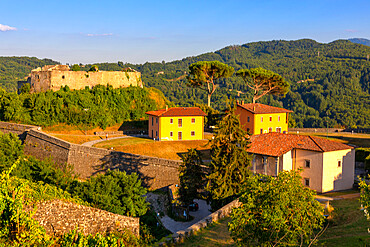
left=0, top=85, right=170, bottom=129
left=0, top=56, right=57, bottom=92
left=1, top=39, right=369, bottom=128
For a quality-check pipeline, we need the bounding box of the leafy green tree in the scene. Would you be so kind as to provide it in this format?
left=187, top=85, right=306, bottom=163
left=88, top=65, right=99, bottom=72
left=71, top=170, right=148, bottom=217
left=359, top=177, right=370, bottom=224
left=187, top=61, right=234, bottom=107
left=0, top=162, right=54, bottom=246
left=19, top=83, right=31, bottom=94
left=229, top=171, right=325, bottom=246
left=206, top=102, right=251, bottom=209
left=236, top=67, right=289, bottom=103
left=71, top=64, right=81, bottom=71
left=178, top=149, right=205, bottom=206
left=0, top=132, right=24, bottom=171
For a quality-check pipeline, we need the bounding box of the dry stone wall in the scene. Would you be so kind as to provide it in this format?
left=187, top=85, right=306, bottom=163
left=0, top=122, right=38, bottom=141
left=31, top=199, right=139, bottom=236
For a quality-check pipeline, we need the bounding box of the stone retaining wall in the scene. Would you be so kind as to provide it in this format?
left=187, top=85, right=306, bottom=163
left=31, top=199, right=139, bottom=236
left=161, top=199, right=241, bottom=245
left=0, top=122, right=38, bottom=141
left=19, top=127, right=181, bottom=190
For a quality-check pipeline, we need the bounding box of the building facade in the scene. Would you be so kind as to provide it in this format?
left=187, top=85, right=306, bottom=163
left=248, top=133, right=355, bottom=193
left=146, top=107, right=206, bottom=141
left=235, top=103, right=292, bottom=135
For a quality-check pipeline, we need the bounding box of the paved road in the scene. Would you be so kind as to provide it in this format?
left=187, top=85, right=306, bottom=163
left=159, top=199, right=212, bottom=233
left=81, top=134, right=149, bottom=147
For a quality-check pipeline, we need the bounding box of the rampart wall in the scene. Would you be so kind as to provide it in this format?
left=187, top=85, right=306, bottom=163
left=0, top=122, right=38, bottom=141
left=30, top=70, right=143, bottom=93
left=30, top=199, right=139, bottom=236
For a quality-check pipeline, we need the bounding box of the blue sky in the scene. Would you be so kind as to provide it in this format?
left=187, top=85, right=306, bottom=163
left=1, top=0, right=369, bottom=64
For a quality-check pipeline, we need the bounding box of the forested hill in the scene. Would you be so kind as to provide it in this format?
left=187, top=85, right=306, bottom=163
left=1, top=39, right=370, bottom=128
left=0, top=57, right=58, bottom=91
left=91, top=39, right=370, bottom=128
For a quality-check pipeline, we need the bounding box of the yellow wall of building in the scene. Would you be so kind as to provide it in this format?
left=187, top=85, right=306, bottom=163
left=159, top=116, right=204, bottom=141
left=253, top=113, right=288, bottom=135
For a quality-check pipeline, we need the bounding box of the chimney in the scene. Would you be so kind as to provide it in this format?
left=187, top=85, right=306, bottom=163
left=165, top=105, right=168, bottom=111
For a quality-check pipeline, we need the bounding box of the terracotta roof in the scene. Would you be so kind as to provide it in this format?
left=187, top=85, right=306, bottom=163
left=248, top=133, right=353, bottom=157
left=145, top=107, right=207, bottom=117
left=238, top=103, right=293, bottom=114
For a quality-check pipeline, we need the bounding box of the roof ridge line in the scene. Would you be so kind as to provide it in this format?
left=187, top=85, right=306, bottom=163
left=308, top=136, right=325, bottom=152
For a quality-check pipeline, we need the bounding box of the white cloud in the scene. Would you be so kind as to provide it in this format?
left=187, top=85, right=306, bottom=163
left=86, top=33, right=113, bottom=37
left=0, top=24, right=17, bottom=32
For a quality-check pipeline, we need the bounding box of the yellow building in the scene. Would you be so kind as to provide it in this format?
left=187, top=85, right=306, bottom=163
left=146, top=107, right=206, bottom=141
left=235, top=103, right=293, bottom=135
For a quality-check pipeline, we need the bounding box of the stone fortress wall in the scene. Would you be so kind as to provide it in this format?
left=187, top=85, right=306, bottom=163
left=1, top=121, right=181, bottom=190
left=19, top=65, right=143, bottom=93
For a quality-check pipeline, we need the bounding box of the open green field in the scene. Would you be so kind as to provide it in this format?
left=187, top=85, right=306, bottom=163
left=175, top=198, right=370, bottom=246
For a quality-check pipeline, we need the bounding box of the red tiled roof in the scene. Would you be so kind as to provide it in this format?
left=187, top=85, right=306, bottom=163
left=238, top=103, right=293, bottom=114
left=248, top=133, right=353, bottom=157
left=145, top=107, right=207, bottom=117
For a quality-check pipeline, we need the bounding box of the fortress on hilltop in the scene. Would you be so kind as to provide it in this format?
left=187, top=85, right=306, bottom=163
left=18, top=64, right=143, bottom=93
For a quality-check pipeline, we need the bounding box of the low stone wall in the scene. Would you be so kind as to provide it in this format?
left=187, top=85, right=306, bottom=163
left=0, top=121, right=38, bottom=141
left=161, top=199, right=241, bottom=245
left=289, top=128, right=344, bottom=133
left=31, top=199, right=139, bottom=236
left=24, top=130, right=71, bottom=166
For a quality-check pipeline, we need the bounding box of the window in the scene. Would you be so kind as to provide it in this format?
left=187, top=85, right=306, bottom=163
left=260, top=129, right=263, bottom=134
left=247, top=116, right=250, bottom=122
left=178, top=119, right=182, bottom=127
left=247, top=128, right=250, bottom=132
left=191, top=131, right=195, bottom=136
left=170, top=131, right=173, bottom=137
left=304, top=178, right=310, bottom=187
left=278, top=116, right=281, bottom=122
left=62, top=75, right=65, bottom=79
left=156, top=118, right=158, bottom=124
left=151, top=117, right=153, bottom=126
left=276, top=127, right=282, bottom=133
left=178, top=132, right=182, bottom=140
left=261, top=117, right=263, bottom=122
left=338, top=161, right=342, bottom=167
left=269, top=116, right=272, bottom=122
left=155, top=131, right=158, bottom=137
left=191, top=118, right=195, bottom=123
left=305, top=160, right=310, bottom=168
left=151, top=130, right=153, bottom=137
left=170, top=118, right=173, bottom=124
left=268, top=127, right=273, bottom=133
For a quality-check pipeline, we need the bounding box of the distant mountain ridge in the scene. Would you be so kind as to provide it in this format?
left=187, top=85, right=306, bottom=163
left=349, top=38, right=370, bottom=46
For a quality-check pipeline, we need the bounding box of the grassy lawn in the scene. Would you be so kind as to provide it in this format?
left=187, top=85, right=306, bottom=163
left=318, top=198, right=370, bottom=246
left=321, top=189, right=360, bottom=198
left=175, top=217, right=235, bottom=247
left=94, top=137, right=211, bottom=160
left=295, top=132, right=370, bottom=148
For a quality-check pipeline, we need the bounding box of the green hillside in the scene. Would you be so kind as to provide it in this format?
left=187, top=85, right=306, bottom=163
left=0, top=57, right=58, bottom=91
left=0, top=39, right=369, bottom=128
left=91, top=39, right=370, bottom=128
